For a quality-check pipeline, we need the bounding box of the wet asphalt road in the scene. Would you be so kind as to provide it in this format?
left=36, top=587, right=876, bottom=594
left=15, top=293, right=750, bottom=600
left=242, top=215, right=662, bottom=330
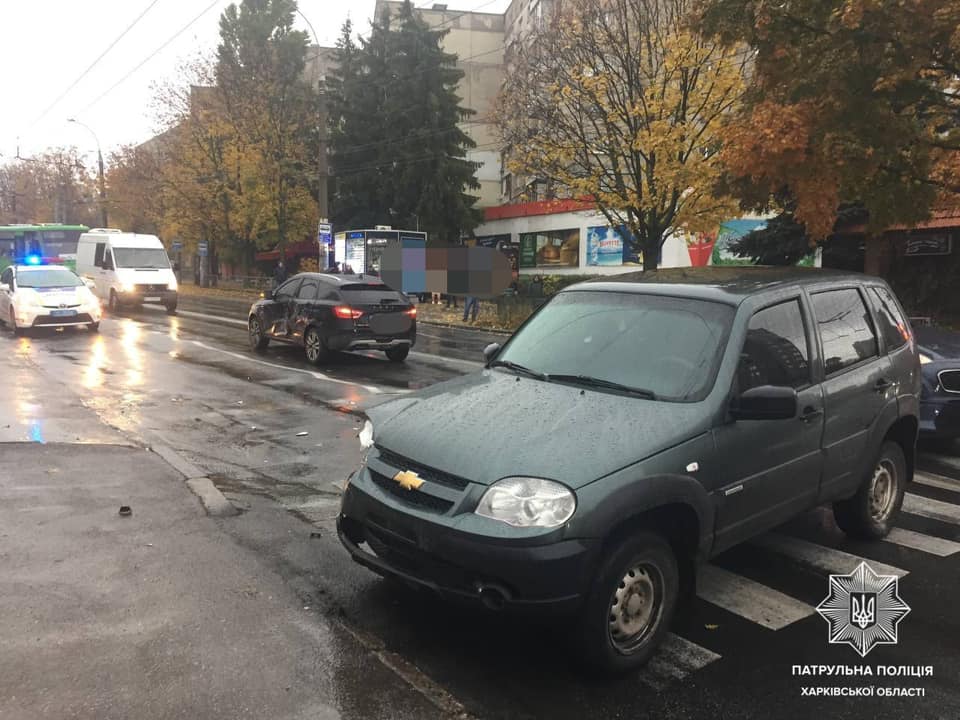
left=3, top=301, right=960, bottom=719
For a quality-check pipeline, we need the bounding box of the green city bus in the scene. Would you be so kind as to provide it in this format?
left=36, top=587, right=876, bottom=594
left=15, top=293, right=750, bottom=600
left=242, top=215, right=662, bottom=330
left=0, top=224, right=89, bottom=272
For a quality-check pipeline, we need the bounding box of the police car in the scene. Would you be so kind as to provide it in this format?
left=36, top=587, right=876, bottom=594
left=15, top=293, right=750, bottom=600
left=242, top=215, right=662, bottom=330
left=0, top=257, right=102, bottom=334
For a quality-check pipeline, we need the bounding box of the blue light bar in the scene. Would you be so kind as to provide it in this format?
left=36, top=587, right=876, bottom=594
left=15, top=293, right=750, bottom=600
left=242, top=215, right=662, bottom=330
left=25, top=255, right=42, bottom=265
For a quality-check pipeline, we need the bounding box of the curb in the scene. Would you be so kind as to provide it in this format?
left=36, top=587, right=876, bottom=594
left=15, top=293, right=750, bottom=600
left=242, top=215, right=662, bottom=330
left=149, top=441, right=238, bottom=518
left=419, top=319, right=513, bottom=336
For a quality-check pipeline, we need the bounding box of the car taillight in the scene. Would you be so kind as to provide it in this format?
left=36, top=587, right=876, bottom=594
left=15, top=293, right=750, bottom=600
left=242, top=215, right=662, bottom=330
left=334, top=306, right=363, bottom=320
left=405, top=306, right=417, bottom=318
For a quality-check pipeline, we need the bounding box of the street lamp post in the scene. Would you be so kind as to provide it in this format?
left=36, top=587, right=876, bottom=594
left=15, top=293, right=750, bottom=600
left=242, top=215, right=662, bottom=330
left=67, top=118, right=108, bottom=228
left=295, top=9, right=331, bottom=270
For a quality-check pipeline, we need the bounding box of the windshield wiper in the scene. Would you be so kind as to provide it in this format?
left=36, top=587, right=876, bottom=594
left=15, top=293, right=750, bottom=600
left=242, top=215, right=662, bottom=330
left=546, top=374, right=658, bottom=399
left=489, top=360, right=548, bottom=380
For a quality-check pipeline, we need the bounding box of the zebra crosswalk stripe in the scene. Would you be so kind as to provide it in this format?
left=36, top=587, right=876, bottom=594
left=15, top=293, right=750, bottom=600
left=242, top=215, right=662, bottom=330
left=903, top=492, right=960, bottom=525
left=884, top=527, right=960, bottom=557
left=641, top=633, right=721, bottom=690
left=751, top=534, right=908, bottom=578
left=697, top=565, right=815, bottom=630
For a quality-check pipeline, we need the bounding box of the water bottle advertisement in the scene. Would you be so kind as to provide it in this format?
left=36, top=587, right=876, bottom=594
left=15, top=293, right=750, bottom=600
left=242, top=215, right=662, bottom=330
left=586, top=226, right=642, bottom=266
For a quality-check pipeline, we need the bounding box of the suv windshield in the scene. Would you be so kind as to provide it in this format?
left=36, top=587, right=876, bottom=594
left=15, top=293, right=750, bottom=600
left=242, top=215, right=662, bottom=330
left=112, top=248, right=171, bottom=269
left=496, top=291, right=734, bottom=402
left=17, top=268, right=83, bottom=289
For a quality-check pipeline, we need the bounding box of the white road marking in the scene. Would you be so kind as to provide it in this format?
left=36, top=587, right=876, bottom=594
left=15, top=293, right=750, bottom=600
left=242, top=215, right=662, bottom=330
left=914, top=471, right=960, bottom=493
left=642, top=634, right=721, bottom=690
left=697, top=566, right=814, bottom=630
left=189, top=340, right=383, bottom=394
left=903, top=493, right=960, bottom=525
left=751, top=534, right=908, bottom=578
left=922, top=451, right=960, bottom=471
left=884, top=528, right=960, bottom=557
left=176, top=308, right=246, bottom=326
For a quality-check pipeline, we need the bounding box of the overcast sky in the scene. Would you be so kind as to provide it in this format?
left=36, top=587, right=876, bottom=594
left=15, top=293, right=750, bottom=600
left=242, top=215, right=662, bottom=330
left=1, top=0, right=511, bottom=164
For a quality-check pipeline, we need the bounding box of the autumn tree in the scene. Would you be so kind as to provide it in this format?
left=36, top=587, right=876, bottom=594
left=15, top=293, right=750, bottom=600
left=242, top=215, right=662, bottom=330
left=216, top=0, right=318, bottom=254
left=105, top=143, right=163, bottom=234
left=0, top=149, right=99, bottom=226
left=497, top=0, right=748, bottom=270
left=701, top=0, right=960, bottom=238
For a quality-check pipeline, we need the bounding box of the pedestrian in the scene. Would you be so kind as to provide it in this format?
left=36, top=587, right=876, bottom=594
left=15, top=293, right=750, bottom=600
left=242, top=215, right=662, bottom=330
left=462, top=295, right=479, bottom=323
left=431, top=291, right=441, bottom=304
left=445, top=293, right=458, bottom=309
left=274, top=260, right=287, bottom=289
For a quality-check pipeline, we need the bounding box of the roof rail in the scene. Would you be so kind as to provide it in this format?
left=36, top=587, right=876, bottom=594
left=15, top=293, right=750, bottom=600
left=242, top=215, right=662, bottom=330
left=87, top=228, right=123, bottom=233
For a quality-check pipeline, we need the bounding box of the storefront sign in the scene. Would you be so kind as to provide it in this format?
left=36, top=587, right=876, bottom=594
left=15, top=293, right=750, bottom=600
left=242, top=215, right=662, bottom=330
left=905, top=233, right=952, bottom=256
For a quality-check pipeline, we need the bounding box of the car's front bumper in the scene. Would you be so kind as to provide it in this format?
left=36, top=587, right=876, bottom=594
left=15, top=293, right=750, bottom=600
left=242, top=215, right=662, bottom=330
left=337, top=465, right=596, bottom=614
left=920, top=396, right=960, bottom=439
left=17, top=304, right=101, bottom=328
left=118, top=288, right=177, bottom=305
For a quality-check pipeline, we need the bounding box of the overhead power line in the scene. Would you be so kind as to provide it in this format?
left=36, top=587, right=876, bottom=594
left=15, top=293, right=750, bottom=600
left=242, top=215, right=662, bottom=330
left=26, top=0, right=164, bottom=133
left=73, top=0, right=223, bottom=117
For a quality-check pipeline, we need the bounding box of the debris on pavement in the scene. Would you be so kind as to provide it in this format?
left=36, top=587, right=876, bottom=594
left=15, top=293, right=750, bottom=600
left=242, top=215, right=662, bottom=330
left=118, top=505, right=132, bottom=517
left=295, top=431, right=309, bottom=437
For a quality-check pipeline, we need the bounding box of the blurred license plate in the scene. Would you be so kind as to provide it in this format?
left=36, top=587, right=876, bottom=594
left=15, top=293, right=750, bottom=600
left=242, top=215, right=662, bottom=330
left=144, top=296, right=160, bottom=302
left=50, top=309, right=77, bottom=317
left=368, top=313, right=410, bottom=335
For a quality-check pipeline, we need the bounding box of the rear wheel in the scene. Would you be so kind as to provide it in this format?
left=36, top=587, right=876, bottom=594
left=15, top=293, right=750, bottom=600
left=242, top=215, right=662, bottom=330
left=577, top=531, right=679, bottom=673
left=385, top=346, right=410, bottom=363
left=88, top=322, right=100, bottom=333
left=248, top=315, right=269, bottom=351
left=834, top=440, right=906, bottom=540
left=108, top=291, right=121, bottom=314
left=165, top=302, right=177, bottom=315
left=304, top=326, right=328, bottom=365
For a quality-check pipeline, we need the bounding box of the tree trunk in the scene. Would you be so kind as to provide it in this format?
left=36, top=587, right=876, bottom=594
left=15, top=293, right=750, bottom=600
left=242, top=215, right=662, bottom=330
left=643, top=235, right=661, bottom=272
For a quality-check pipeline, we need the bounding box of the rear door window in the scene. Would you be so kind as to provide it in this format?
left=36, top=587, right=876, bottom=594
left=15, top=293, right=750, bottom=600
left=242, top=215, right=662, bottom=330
left=738, top=300, right=811, bottom=392
left=340, top=283, right=405, bottom=305
left=275, top=278, right=301, bottom=301
left=810, top=288, right=879, bottom=375
left=94, top=243, right=105, bottom=267
left=296, top=278, right=319, bottom=301
left=868, top=286, right=910, bottom=351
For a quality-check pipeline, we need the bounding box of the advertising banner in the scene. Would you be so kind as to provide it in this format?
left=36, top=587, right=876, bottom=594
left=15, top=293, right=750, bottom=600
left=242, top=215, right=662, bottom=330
left=519, top=228, right=580, bottom=268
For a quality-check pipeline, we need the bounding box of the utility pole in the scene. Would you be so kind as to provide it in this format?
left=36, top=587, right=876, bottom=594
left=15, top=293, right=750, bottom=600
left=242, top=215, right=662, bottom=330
left=295, top=9, right=331, bottom=270
left=67, top=118, right=108, bottom=227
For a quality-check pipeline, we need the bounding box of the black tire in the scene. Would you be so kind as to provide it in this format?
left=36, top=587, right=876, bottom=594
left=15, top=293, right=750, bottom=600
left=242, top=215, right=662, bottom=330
left=304, top=326, right=329, bottom=365
left=385, top=345, right=410, bottom=363
left=577, top=531, right=679, bottom=673
left=834, top=440, right=906, bottom=540
left=108, top=291, right=121, bottom=314
left=165, top=303, right=178, bottom=316
left=10, top=309, right=24, bottom=336
left=88, top=322, right=100, bottom=333
left=248, top=315, right=269, bottom=351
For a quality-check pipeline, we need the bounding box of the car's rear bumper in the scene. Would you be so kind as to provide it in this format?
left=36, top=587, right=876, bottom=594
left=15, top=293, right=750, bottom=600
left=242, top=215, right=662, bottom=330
left=337, top=467, right=595, bottom=614
left=920, top=397, right=960, bottom=438
left=326, top=325, right=416, bottom=352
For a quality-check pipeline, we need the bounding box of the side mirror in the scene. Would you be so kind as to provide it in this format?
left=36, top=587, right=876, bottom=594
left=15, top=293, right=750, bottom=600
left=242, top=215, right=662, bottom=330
left=483, top=342, right=501, bottom=363
left=730, top=385, right=797, bottom=421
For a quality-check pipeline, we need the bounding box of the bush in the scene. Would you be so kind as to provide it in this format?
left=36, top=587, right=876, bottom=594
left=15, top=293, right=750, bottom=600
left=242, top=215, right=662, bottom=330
left=519, top=274, right=600, bottom=297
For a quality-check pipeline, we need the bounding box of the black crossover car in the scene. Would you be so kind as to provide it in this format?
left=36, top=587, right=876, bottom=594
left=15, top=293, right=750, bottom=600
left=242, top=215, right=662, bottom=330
left=338, top=267, right=921, bottom=672
left=914, top=324, right=960, bottom=439
left=248, top=273, right=416, bottom=364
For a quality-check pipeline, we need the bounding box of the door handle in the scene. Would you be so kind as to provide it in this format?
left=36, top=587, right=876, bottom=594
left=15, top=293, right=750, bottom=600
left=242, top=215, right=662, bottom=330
left=874, top=378, right=893, bottom=393
left=800, top=406, right=823, bottom=423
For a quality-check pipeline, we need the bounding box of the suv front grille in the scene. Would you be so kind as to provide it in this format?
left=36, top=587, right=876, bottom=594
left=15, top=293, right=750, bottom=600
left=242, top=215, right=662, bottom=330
left=375, top=446, right=470, bottom=491
left=939, top=370, right=960, bottom=394
left=135, top=284, right=169, bottom=293
left=370, top=470, right=454, bottom=513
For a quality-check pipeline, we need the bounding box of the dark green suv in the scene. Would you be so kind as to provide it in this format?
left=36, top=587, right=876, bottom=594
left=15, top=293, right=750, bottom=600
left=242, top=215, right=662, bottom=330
left=337, top=267, right=920, bottom=672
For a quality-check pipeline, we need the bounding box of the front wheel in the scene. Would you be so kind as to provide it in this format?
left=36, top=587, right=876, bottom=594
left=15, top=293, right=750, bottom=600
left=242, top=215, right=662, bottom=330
left=88, top=322, right=100, bottom=333
left=304, top=327, right=328, bottom=365
left=10, top=309, right=24, bottom=336
left=577, top=531, right=679, bottom=673
left=834, top=440, right=906, bottom=540
left=248, top=315, right=269, bottom=351
left=385, top=346, right=410, bottom=363
left=108, top=291, right=121, bottom=314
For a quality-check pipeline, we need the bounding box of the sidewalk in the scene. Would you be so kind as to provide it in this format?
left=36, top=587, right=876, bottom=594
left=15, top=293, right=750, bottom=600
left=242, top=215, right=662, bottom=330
left=0, top=443, right=442, bottom=720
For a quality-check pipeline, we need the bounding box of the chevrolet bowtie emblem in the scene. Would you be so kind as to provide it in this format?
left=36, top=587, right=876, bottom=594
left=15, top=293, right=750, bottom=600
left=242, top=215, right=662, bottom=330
left=393, top=469, right=424, bottom=491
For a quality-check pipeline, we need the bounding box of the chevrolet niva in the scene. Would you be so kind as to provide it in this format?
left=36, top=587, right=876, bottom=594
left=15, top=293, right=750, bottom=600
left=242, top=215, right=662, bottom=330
left=338, top=267, right=921, bottom=672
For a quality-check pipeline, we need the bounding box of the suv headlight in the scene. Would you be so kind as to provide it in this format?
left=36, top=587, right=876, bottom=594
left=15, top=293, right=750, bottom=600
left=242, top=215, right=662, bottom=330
left=120, top=281, right=135, bottom=293
left=475, top=477, right=576, bottom=528
left=919, top=353, right=931, bottom=365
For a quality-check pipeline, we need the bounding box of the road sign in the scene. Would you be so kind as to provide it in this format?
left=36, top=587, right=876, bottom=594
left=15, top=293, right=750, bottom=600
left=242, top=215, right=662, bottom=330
left=171, top=241, right=183, bottom=252
left=318, top=222, right=333, bottom=246
left=198, top=241, right=208, bottom=257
